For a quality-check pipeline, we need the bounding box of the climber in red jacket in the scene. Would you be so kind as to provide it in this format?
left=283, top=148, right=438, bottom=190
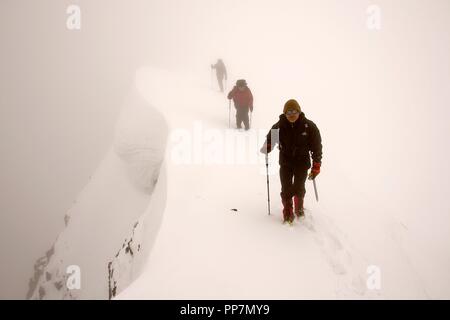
left=227, top=79, right=253, bottom=130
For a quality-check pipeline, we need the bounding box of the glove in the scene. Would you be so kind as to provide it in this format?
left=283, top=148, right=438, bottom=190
left=260, top=143, right=271, bottom=154
left=308, top=162, right=321, bottom=180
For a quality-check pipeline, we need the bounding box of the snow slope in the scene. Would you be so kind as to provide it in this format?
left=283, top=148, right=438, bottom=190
left=20, top=0, right=450, bottom=299
left=116, top=67, right=430, bottom=299
left=28, top=64, right=446, bottom=299
left=27, top=85, right=168, bottom=299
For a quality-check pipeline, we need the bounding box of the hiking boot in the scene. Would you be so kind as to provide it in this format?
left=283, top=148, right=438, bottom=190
left=294, top=195, right=305, bottom=218
left=282, top=197, right=294, bottom=223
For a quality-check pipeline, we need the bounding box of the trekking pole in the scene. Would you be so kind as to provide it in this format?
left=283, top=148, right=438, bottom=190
left=211, top=68, right=213, bottom=89
left=265, top=153, right=271, bottom=215
left=228, top=100, right=231, bottom=128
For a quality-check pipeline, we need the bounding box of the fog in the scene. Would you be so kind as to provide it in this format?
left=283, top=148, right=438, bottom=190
left=1, top=0, right=449, bottom=298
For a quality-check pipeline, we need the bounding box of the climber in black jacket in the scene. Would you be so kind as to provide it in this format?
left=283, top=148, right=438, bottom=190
left=260, top=99, right=323, bottom=224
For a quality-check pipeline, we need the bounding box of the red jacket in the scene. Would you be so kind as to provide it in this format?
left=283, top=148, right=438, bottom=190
left=228, top=86, right=253, bottom=111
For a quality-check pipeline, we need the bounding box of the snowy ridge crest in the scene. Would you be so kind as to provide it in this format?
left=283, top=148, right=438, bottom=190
left=26, top=79, right=168, bottom=299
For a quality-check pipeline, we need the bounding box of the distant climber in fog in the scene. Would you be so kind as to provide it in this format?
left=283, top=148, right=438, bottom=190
left=211, top=59, right=227, bottom=92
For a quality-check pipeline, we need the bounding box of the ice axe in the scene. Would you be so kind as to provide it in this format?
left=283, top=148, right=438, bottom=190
left=313, top=178, right=319, bottom=202
left=308, top=174, right=319, bottom=202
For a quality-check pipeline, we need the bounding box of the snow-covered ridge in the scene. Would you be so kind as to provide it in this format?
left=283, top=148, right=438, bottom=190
left=27, top=65, right=447, bottom=299
left=27, top=75, right=168, bottom=299
left=118, top=67, right=433, bottom=299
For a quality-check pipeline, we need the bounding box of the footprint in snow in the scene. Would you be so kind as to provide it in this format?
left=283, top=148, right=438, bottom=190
left=301, top=213, right=370, bottom=298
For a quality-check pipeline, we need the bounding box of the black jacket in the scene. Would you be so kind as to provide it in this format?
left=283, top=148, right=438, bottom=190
left=265, top=112, right=322, bottom=168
